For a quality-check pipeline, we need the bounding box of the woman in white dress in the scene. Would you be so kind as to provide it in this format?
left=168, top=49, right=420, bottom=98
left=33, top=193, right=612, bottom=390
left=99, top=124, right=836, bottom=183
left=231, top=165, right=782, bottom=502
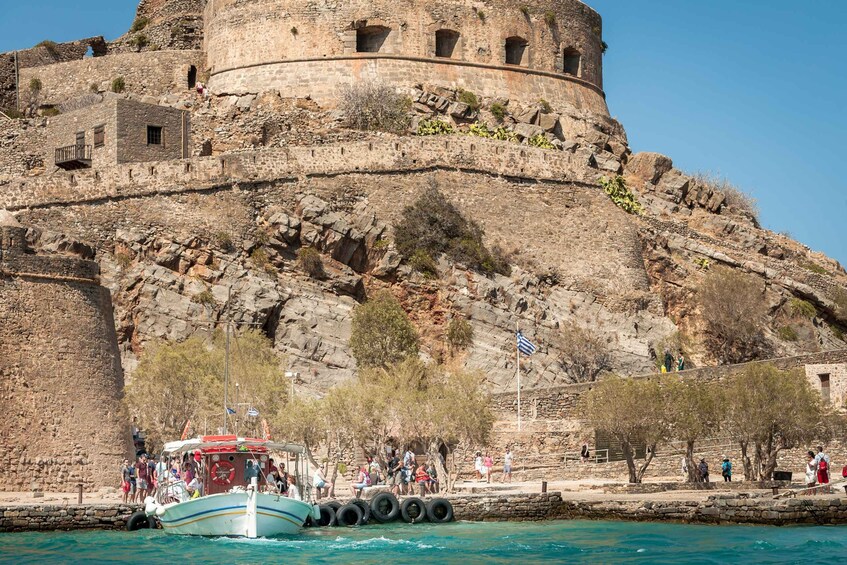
left=474, top=452, right=483, bottom=480
left=805, top=450, right=817, bottom=488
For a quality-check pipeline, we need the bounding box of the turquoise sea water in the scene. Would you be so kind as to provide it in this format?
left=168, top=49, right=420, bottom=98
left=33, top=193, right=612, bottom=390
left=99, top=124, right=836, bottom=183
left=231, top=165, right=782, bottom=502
left=0, top=520, right=844, bottom=564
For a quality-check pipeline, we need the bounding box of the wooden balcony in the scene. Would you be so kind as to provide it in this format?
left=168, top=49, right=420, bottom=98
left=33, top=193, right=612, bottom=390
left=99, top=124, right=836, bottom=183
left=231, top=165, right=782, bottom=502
left=55, top=145, right=92, bottom=170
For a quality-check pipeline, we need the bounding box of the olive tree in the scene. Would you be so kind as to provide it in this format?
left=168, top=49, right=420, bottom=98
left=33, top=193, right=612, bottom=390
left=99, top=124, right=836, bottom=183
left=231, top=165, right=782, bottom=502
left=581, top=375, right=674, bottom=483
left=667, top=378, right=722, bottom=482
left=723, top=364, right=831, bottom=481
left=349, top=290, right=419, bottom=368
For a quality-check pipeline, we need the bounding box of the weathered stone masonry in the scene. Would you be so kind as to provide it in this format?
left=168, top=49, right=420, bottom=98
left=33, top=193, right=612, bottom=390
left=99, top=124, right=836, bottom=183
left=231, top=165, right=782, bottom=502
left=0, top=215, right=132, bottom=492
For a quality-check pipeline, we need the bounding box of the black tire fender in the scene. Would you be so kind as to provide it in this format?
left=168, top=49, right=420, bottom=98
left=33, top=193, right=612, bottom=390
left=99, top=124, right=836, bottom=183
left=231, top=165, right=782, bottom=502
left=426, top=498, right=454, bottom=523
left=370, top=492, right=401, bottom=523
left=326, top=500, right=342, bottom=512
left=336, top=503, right=364, bottom=527
left=349, top=498, right=371, bottom=524
left=400, top=497, right=428, bottom=524
left=317, top=504, right=337, bottom=527
left=126, top=511, right=150, bottom=531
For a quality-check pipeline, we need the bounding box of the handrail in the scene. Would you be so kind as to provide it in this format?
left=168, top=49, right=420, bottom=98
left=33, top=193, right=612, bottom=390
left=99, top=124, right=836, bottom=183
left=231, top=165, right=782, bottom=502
left=54, top=144, right=92, bottom=165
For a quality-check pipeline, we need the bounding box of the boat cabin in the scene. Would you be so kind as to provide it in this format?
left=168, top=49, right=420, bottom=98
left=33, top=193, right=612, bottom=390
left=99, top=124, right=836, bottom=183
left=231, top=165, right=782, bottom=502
left=200, top=435, right=272, bottom=495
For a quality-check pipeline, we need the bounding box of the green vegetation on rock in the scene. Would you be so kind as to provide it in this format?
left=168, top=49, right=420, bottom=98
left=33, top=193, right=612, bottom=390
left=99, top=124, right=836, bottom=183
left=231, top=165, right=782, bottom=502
left=600, top=175, right=642, bottom=215
left=394, top=185, right=510, bottom=276
left=349, top=291, right=419, bottom=369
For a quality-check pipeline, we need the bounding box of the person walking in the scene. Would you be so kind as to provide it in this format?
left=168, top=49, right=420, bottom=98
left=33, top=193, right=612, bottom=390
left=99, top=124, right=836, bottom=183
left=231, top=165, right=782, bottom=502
left=681, top=456, right=689, bottom=481
left=474, top=452, right=483, bottom=481
left=698, top=459, right=709, bottom=483
left=502, top=448, right=513, bottom=483
left=580, top=444, right=590, bottom=463
left=814, top=446, right=830, bottom=488
left=387, top=449, right=403, bottom=497
left=721, top=457, right=732, bottom=482
left=120, top=459, right=132, bottom=504
left=664, top=350, right=674, bottom=373
left=677, top=354, right=685, bottom=372
left=805, top=451, right=817, bottom=488
left=483, top=453, right=494, bottom=483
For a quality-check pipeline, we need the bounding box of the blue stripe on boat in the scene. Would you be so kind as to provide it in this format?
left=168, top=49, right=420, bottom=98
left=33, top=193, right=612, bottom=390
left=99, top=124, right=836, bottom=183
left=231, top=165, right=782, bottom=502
left=160, top=505, right=246, bottom=524
left=257, top=505, right=305, bottom=522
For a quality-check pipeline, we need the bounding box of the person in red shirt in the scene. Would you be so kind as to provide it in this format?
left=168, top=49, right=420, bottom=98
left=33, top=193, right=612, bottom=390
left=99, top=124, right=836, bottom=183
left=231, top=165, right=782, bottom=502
left=415, top=463, right=432, bottom=496
left=135, top=454, right=150, bottom=502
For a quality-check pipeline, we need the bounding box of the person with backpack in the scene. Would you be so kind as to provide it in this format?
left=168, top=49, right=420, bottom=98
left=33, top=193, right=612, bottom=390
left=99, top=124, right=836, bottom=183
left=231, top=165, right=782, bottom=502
left=387, top=449, right=403, bottom=497
left=814, top=446, right=830, bottom=486
left=721, top=457, right=732, bottom=482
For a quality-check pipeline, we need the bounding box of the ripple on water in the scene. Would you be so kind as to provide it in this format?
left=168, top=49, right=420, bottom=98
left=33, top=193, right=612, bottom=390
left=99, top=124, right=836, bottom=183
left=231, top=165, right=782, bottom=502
left=1, top=520, right=847, bottom=564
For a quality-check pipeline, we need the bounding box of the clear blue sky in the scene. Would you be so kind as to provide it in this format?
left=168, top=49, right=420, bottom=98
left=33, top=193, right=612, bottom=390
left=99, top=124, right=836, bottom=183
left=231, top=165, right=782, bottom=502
left=1, top=1, right=845, bottom=265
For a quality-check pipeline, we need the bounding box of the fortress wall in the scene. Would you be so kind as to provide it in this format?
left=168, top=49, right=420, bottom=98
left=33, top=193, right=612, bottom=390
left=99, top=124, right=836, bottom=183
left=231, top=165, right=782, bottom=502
left=0, top=137, right=599, bottom=211
left=205, top=0, right=604, bottom=107
left=0, top=254, right=132, bottom=492
left=0, top=53, right=15, bottom=111
left=19, top=51, right=205, bottom=107
left=211, top=56, right=608, bottom=115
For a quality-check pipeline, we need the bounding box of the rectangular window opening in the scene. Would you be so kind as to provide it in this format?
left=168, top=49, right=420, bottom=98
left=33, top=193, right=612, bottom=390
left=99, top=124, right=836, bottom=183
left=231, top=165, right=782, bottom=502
left=819, top=373, right=831, bottom=403
left=147, top=126, right=163, bottom=146
left=93, top=125, right=105, bottom=148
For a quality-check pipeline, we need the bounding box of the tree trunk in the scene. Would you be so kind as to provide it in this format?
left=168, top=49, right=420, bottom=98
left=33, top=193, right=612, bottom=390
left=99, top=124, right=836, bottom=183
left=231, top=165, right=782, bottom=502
left=754, top=441, right=766, bottom=481
left=428, top=439, right=449, bottom=494
left=686, top=440, right=698, bottom=483
left=636, top=444, right=657, bottom=483
left=621, top=441, right=639, bottom=483
left=739, top=440, right=753, bottom=481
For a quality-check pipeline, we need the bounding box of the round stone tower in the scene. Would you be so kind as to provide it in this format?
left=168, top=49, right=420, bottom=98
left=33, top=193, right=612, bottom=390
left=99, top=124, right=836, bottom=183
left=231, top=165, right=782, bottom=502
left=205, top=0, right=608, bottom=114
left=0, top=211, right=132, bottom=492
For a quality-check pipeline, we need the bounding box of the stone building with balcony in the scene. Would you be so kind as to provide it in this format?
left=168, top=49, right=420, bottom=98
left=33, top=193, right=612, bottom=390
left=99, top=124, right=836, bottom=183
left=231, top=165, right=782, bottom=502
left=46, top=97, right=189, bottom=171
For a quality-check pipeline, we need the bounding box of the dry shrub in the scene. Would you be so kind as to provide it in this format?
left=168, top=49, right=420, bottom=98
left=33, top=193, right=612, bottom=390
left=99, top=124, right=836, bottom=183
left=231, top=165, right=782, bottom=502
left=698, top=266, right=768, bottom=363
left=692, top=172, right=758, bottom=219
left=555, top=322, right=612, bottom=383
left=339, top=82, right=411, bottom=133
left=296, top=246, right=325, bottom=279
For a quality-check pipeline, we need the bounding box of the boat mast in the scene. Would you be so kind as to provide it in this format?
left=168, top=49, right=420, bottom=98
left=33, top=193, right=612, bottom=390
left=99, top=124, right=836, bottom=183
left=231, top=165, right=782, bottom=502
left=223, top=288, right=232, bottom=434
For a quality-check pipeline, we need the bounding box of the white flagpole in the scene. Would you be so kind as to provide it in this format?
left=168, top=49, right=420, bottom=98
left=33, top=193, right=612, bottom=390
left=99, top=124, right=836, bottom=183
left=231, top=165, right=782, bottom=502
left=516, top=321, right=521, bottom=432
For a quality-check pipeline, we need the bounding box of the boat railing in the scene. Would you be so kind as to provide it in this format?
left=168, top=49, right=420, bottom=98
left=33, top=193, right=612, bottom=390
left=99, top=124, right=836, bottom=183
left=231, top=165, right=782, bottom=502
left=156, top=480, right=190, bottom=505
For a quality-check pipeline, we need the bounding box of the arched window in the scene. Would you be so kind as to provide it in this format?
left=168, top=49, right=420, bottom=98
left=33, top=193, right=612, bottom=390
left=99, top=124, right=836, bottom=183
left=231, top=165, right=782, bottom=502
left=84, top=46, right=94, bottom=58
left=356, top=26, right=390, bottom=53
left=505, top=36, right=528, bottom=66
left=435, top=29, right=460, bottom=58
left=562, top=48, right=581, bottom=76
left=188, top=65, right=197, bottom=89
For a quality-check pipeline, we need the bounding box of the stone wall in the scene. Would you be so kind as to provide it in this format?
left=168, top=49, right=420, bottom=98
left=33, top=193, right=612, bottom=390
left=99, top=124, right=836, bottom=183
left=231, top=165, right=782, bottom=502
left=44, top=100, right=117, bottom=171
left=116, top=99, right=189, bottom=164
left=451, top=492, right=565, bottom=521
left=0, top=136, right=602, bottom=211
left=0, top=504, right=141, bottom=532
left=0, top=220, right=132, bottom=492
left=205, top=0, right=605, bottom=111
left=19, top=51, right=205, bottom=107
left=562, top=494, right=847, bottom=526
left=0, top=37, right=109, bottom=111
left=211, top=55, right=608, bottom=115
left=0, top=118, right=47, bottom=178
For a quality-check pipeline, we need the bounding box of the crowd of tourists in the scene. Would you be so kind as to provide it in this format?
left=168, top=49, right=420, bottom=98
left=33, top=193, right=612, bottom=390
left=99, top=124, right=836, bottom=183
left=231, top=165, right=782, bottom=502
left=473, top=449, right=514, bottom=483
left=120, top=451, right=205, bottom=504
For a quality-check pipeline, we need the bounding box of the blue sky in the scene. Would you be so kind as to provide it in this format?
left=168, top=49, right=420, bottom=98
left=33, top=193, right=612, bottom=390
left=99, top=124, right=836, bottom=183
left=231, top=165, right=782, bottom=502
left=1, top=1, right=845, bottom=264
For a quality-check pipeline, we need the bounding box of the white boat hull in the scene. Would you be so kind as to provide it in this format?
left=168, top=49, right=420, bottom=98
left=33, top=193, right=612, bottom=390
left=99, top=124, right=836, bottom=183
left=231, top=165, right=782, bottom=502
left=154, top=492, right=315, bottom=537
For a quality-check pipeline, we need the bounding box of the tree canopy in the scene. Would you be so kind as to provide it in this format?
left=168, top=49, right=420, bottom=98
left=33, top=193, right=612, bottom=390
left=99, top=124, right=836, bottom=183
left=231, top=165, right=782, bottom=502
left=125, top=330, right=287, bottom=452
left=349, top=290, right=419, bottom=369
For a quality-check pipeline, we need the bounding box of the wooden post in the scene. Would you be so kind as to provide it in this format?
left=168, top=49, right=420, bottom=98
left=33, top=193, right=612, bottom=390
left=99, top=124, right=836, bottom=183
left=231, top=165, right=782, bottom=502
left=77, top=483, right=83, bottom=504
left=541, top=480, right=548, bottom=494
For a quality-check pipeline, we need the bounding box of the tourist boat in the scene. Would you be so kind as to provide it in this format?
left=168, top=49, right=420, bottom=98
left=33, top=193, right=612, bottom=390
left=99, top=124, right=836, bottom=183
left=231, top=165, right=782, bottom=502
left=143, top=435, right=320, bottom=538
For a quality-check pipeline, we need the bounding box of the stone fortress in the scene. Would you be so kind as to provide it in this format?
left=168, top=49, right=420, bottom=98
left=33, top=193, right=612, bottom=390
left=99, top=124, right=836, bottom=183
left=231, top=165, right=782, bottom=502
left=1, top=0, right=846, bottom=490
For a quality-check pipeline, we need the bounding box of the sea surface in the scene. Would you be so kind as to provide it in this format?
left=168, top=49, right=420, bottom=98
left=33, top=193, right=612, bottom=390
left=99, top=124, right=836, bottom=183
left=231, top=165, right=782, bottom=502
left=0, top=520, right=844, bottom=564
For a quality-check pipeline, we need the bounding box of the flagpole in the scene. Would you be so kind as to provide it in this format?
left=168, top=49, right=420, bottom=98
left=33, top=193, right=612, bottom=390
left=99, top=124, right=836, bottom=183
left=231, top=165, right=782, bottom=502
left=223, top=288, right=231, bottom=434
left=516, top=321, right=521, bottom=432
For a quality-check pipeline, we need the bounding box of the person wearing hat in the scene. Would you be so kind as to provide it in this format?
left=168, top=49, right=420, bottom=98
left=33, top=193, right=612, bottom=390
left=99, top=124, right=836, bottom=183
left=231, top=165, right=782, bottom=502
left=721, top=456, right=732, bottom=482
left=698, top=458, right=709, bottom=483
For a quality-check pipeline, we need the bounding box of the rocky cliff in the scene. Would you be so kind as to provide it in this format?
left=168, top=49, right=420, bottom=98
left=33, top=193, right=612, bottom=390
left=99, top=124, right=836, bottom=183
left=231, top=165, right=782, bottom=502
left=4, top=82, right=846, bottom=398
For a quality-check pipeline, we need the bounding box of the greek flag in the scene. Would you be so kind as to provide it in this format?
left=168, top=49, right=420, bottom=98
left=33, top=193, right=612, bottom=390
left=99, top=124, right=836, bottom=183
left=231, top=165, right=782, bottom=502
left=226, top=407, right=236, bottom=415
left=247, top=407, right=260, bottom=418
left=516, top=331, right=537, bottom=356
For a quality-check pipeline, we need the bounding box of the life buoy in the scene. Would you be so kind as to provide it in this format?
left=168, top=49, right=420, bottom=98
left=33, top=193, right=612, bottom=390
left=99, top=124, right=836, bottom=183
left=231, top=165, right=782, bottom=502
left=210, top=461, right=236, bottom=485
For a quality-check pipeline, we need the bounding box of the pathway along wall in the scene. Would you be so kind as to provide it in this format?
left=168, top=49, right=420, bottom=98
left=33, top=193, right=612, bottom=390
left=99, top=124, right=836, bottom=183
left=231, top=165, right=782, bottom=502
left=0, top=221, right=131, bottom=492
left=205, top=0, right=607, bottom=113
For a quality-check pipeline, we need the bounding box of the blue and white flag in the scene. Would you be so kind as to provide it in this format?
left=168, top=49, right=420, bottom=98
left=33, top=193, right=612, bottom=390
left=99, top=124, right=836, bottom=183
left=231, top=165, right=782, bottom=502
left=516, top=331, right=537, bottom=356
left=226, top=407, right=236, bottom=415
left=247, top=407, right=260, bottom=418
